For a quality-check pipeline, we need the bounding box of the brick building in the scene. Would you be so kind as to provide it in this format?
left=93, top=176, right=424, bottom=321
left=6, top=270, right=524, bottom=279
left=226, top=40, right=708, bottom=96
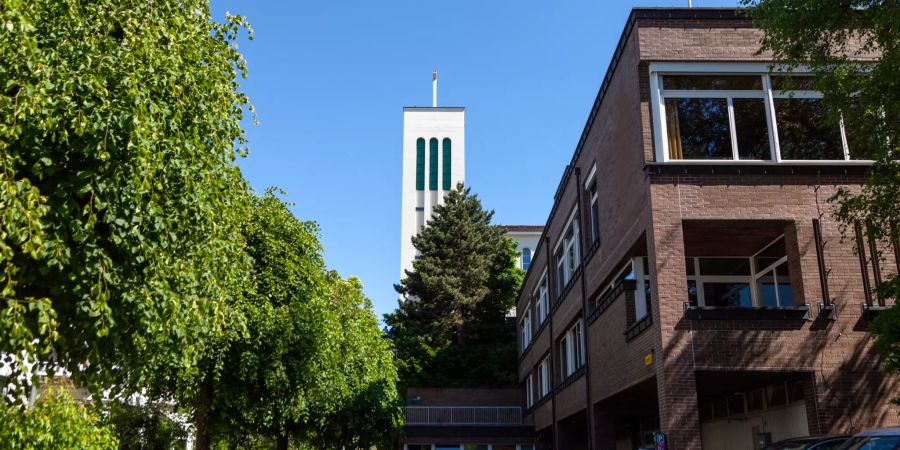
left=516, top=8, right=899, bottom=450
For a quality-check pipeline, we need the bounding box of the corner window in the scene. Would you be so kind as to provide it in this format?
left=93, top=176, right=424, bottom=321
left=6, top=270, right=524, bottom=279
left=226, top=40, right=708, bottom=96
left=686, top=235, right=794, bottom=308
left=661, top=75, right=771, bottom=161
left=554, top=208, right=581, bottom=295
left=653, top=68, right=867, bottom=162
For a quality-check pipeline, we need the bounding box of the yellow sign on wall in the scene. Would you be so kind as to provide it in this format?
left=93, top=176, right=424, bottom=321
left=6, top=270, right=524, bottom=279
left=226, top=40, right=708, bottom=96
left=644, top=351, right=654, bottom=366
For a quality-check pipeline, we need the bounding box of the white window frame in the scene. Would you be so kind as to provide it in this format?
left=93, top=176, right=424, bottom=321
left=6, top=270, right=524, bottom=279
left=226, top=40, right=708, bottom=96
left=526, top=373, right=534, bottom=408
left=554, top=207, right=581, bottom=294
left=538, top=356, right=551, bottom=398
left=631, top=257, right=649, bottom=321
left=534, top=271, right=549, bottom=326
left=649, top=62, right=874, bottom=164
left=520, top=304, right=532, bottom=351
left=686, top=234, right=790, bottom=307
left=560, top=321, right=585, bottom=378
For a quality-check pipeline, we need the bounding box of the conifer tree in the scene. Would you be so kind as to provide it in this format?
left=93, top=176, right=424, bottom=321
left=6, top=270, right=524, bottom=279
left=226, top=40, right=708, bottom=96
left=386, top=184, right=523, bottom=388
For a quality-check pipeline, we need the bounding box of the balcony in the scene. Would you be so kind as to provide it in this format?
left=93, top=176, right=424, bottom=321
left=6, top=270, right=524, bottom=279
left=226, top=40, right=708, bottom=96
left=404, top=406, right=523, bottom=426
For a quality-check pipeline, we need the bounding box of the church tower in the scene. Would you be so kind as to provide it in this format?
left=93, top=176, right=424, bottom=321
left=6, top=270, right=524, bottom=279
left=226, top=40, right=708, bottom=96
left=399, top=71, right=465, bottom=279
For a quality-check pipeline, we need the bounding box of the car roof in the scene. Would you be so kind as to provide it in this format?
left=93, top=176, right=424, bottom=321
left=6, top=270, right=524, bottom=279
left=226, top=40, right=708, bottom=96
left=856, top=428, right=900, bottom=437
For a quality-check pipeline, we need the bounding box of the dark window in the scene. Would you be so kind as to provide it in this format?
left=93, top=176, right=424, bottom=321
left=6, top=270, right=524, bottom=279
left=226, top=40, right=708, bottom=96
left=429, top=138, right=439, bottom=190
left=733, top=98, right=771, bottom=160
left=663, top=75, right=762, bottom=90
left=775, top=98, right=844, bottom=160
left=771, top=75, right=816, bottom=91
left=703, top=282, right=752, bottom=307
left=523, top=247, right=532, bottom=271
left=442, top=138, right=452, bottom=190
left=665, top=98, right=733, bottom=159
left=698, top=258, right=751, bottom=276
left=415, top=138, right=425, bottom=191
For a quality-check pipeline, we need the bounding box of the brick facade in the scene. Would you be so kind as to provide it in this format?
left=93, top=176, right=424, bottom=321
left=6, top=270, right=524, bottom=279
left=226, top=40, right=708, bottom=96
left=516, top=8, right=899, bottom=450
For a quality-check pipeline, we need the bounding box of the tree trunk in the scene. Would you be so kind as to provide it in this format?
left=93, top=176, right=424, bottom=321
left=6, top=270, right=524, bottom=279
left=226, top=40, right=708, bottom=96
left=276, top=434, right=289, bottom=450
left=194, top=379, right=214, bottom=450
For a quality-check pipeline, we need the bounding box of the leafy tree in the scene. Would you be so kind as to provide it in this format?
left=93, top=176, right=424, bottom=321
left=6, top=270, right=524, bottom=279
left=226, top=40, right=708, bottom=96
left=744, top=0, right=900, bottom=383
left=194, top=191, right=400, bottom=450
left=105, top=400, right=189, bottom=450
left=386, top=184, right=523, bottom=388
left=0, top=0, right=253, bottom=402
left=0, top=387, right=118, bottom=450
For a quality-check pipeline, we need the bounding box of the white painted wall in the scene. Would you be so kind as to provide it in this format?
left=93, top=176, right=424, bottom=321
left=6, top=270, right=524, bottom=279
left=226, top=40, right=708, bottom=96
left=505, top=231, right=542, bottom=271
left=700, top=403, right=809, bottom=450
left=400, top=107, right=465, bottom=280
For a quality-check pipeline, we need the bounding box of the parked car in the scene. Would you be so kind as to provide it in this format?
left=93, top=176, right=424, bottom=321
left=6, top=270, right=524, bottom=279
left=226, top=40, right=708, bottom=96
left=764, top=435, right=851, bottom=450
left=837, top=428, right=900, bottom=450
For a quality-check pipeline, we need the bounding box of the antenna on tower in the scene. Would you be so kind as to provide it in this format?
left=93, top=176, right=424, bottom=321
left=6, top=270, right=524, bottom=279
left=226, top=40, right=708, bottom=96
left=432, top=69, right=438, bottom=108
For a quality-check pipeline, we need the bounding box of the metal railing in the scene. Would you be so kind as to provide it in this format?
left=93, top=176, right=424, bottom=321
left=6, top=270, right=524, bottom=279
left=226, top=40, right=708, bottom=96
left=404, top=406, right=522, bottom=426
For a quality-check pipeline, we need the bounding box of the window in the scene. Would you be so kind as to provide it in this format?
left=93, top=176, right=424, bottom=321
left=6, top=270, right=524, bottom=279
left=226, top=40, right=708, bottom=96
left=415, top=138, right=425, bottom=191
left=520, top=305, right=532, bottom=350
left=555, top=209, right=581, bottom=295
left=686, top=235, right=795, bottom=307
left=627, top=257, right=651, bottom=321
left=661, top=75, right=770, bottom=160
left=538, top=356, right=551, bottom=398
left=442, top=138, right=452, bottom=190
left=772, top=76, right=844, bottom=160
left=653, top=68, right=869, bottom=162
left=559, top=320, right=585, bottom=378
left=462, top=445, right=488, bottom=450
left=534, top=273, right=549, bottom=326
left=429, top=138, right=439, bottom=190
left=588, top=182, right=600, bottom=245
left=526, top=374, right=534, bottom=408
left=522, top=247, right=532, bottom=271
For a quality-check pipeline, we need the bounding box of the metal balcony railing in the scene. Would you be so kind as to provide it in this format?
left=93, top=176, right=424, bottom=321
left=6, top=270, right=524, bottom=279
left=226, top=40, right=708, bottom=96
left=404, top=406, right=522, bottom=426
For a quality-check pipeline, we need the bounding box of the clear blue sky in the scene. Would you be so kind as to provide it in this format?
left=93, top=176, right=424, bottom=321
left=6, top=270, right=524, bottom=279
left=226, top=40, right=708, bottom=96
left=209, top=0, right=740, bottom=319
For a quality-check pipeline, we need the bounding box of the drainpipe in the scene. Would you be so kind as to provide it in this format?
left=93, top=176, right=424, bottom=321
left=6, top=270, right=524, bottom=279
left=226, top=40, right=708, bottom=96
left=574, top=167, right=596, bottom=449
left=545, top=233, right=560, bottom=450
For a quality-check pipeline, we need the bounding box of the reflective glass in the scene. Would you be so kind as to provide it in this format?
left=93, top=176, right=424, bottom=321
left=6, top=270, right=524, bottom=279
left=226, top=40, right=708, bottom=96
left=663, top=75, right=762, bottom=90
left=699, top=258, right=752, bottom=276
left=666, top=98, right=733, bottom=159
left=733, top=98, right=772, bottom=159
left=775, top=98, right=844, bottom=160
left=703, top=282, right=752, bottom=307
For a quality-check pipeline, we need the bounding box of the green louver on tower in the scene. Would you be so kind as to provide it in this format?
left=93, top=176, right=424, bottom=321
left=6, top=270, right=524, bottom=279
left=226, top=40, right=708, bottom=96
left=442, top=138, right=452, bottom=190
left=429, top=138, right=438, bottom=190
left=416, top=138, right=425, bottom=190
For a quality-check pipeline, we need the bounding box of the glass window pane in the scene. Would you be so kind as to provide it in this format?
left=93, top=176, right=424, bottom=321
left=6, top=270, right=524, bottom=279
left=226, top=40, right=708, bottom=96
left=844, top=100, right=878, bottom=160
left=463, top=445, right=489, bottom=450
left=733, top=98, right=771, bottom=160
left=775, top=98, right=844, bottom=160
left=703, top=282, right=752, bottom=307
left=754, top=237, right=787, bottom=272
left=663, top=75, right=762, bottom=90
left=665, top=98, right=733, bottom=160
left=698, top=258, right=751, bottom=276
left=686, top=258, right=695, bottom=276
left=771, top=75, right=816, bottom=91
left=687, top=280, right=698, bottom=306
left=757, top=271, right=779, bottom=307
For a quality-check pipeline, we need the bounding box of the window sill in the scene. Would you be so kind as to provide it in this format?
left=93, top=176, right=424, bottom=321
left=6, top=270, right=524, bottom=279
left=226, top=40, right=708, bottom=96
left=624, top=314, right=653, bottom=342
left=556, top=366, right=585, bottom=393
left=861, top=303, right=892, bottom=320
left=588, top=280, right=635, bottom=325
left=644, top=161, right=871, bottom=177
left=683, top=303, right=811, bottom=320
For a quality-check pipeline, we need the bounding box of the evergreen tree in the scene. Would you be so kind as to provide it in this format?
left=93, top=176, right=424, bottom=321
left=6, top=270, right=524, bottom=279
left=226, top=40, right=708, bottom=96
left=386, top=184, right=523, bottom=388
